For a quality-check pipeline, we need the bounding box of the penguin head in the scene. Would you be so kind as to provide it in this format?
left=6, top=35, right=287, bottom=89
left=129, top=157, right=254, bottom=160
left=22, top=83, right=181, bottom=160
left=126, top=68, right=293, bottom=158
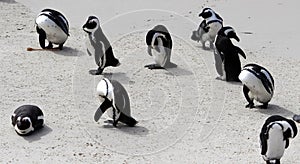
left=82, top=16, right=100, bottom=34
left=199, top=8, right=214, bottom=18
left=15, top=116, right=33, bottom=135
left=218, top=26, right=240, bottom=42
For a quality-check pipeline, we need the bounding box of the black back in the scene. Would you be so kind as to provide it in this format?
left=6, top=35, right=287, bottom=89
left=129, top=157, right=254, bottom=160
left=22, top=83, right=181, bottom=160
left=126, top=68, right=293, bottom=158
left=12, top=105, right=44, bottom=129
left=40, top=8, right=69, bottom=36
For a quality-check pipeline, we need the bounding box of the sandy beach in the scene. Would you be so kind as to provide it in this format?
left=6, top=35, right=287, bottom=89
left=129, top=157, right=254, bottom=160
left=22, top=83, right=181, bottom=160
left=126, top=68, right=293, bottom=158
left=1, top=0, right=300, bottom=163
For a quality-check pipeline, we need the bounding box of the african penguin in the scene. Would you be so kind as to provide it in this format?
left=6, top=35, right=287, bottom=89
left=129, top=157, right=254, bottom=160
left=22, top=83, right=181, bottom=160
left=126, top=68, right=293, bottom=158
left=239, top=63, right=274, bottom=109
left=11, top=105, right=44, bottom=136
left=145, top=25, right=176, bottom=69
left=35, top=8, right=69, bottom=50
left=260, top=115, right=297, bottom=164
left=214, top=26, right=246, bottom=82
left=191, top=8, right=223, bottom=49
left=82, top=16, right=120, bottom=75
left=94, top=78, right=137, bottom=127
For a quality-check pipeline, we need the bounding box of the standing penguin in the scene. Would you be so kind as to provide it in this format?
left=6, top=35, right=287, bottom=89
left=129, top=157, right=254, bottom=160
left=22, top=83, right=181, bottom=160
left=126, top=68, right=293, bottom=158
left=94, top=78, right=137, bottom=127
left=82, top=16, right=120, bottom=75
left=239, top=63, right=274, bottom=109
left=214, top=26, right=246, bottom=81
left=260, top=115, right=297, bottom=164
left=191, top=8, right=223, bottom=49
left=145, top=25, right=176, bottom=69
left=11, top=105, right=44, bottom=136
left=35, top=8, right=69, bottom=50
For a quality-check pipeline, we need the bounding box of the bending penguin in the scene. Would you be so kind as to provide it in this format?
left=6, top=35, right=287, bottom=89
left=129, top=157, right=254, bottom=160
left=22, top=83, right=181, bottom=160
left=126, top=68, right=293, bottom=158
left=35, top=8, right=69, bottom=50
left=94, top=78, right=137, bottom=127
left=145, top=25, right=176, bottom=69
left=83, top=16, right=120, bottom=75
left=238, top=63, right=274, bottom=109
left=214, top=26, right=246, bottom=81
left=191, top=8, right=223, bottom=49
left=260, top=115, right=297, bottom=164
left=11, top=105, right=44, bottom=136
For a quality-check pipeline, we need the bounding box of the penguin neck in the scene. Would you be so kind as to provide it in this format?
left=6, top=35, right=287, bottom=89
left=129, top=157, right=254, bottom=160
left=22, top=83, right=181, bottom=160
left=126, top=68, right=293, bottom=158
left=206, top=13, right=222, bottom=25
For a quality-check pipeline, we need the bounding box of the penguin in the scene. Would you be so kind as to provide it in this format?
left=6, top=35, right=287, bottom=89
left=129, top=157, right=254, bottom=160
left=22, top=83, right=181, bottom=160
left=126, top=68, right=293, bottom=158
left=94, top=78, right=137, bottom=127
left=11, top=105, right=44, bottom=136
left=145, top=25, right=176, bottom=69
left=260, top=115, right=298, bottom=164
left=214, top=26, right=246, bottom=81
left=35, top=8, right=69, bottom=50
left=82, top=16, right=120, bottom=75
left=238, top=63, right=274, bottom=109
left=191, top=8, right=223, bottom=49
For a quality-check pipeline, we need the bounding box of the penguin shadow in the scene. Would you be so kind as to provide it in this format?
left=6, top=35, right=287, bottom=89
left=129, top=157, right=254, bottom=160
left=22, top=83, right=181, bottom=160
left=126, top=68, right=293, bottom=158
left=22, top=125, right=53, bottom=143
left=215, top=77, right=243, bottom=86
left=195, top=45, right=214, bottom=52
left=52, top=47, right=85, bottom=57
left=164, top=66, right=194, bottom=76
left=255, top=104, right=295, bottom=117
left=102, top=72, right=131, bottom=85
left=103, top=123, right=149, bottom=136
left=1, top=0, right=16, bottom=3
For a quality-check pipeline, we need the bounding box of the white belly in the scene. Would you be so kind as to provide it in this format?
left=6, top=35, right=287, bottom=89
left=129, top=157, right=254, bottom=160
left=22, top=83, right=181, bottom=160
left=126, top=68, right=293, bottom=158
left=201, top=22, right=222, bottom=42
left=36, top=15, right=68, bottom=44
left=263, top=124, right=285, bottom=160
left=152, top=46, right=167, bottom=67
left=239, top=70, right=272, bottom=103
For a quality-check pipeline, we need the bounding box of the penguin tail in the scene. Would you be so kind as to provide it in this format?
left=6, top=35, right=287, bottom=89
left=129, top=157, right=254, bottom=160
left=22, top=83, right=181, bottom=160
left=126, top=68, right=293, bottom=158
left=118, top=112, right=138, bottom=127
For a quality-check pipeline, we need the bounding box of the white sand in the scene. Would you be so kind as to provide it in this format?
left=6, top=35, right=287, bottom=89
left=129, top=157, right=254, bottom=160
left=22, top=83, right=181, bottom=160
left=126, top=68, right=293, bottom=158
left=1, top=0, right=300, bottom=163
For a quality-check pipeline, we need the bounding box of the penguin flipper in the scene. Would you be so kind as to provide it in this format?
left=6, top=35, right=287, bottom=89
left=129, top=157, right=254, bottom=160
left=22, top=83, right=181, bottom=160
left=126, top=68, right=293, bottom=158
left=37, top=27, right=46, bottom=49
left=235, top=46, right=246, bottom=59
left=94, top=98, right=112, bottom=122
left=243, top=85, right=254, bottom=108
left=117, top=112, right=138, bottom=127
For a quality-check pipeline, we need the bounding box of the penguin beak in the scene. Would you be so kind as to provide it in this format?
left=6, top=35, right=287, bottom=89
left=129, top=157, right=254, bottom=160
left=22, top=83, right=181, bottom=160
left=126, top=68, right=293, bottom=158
left=233, top=35, right=240, bottom=42
left=199, top=12, right=203, bottom=17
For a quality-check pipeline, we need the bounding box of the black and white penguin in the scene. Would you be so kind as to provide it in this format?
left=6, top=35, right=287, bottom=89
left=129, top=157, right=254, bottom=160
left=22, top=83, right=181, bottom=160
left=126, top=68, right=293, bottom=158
left=94, top=78, right=137, bottom=127
left=82, top=16, right=120, bottom=75
left=11, top=105, right=44, bottom=136
left=260, top=115, right=298, bottom=164
left=239, top=63, right=274, bottom=109
left=214, top=26, right=246, bottom=81
left=191, top=8, right=223, bottom=49
left=145, top=25, right=176, bottom=69
left=35, top=8, right=69, bottom=50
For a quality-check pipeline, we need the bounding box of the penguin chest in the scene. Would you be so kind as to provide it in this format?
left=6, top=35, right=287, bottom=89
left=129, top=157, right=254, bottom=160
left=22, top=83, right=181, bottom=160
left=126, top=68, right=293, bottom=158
left=152, top=46, right=167, bottom=67
left=202, top=22, right=222, bottom=41
left=36, top=15, right=68, bottom=44
left=264, top=125, right=285, bottom=160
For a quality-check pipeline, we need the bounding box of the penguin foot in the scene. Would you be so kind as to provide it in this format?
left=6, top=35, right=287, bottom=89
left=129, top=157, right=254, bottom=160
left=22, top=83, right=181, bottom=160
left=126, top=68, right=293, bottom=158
left=245, top=103, right=254, bottom=108
left=89, top=68, right=104, bottom=75
left=144, top=64, right=164, bottom=70
left=293, top=114, right=300, bottom=123
left=46, top=42, right=53, bottom=49
left=58, top=44, right=64, bottom=50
